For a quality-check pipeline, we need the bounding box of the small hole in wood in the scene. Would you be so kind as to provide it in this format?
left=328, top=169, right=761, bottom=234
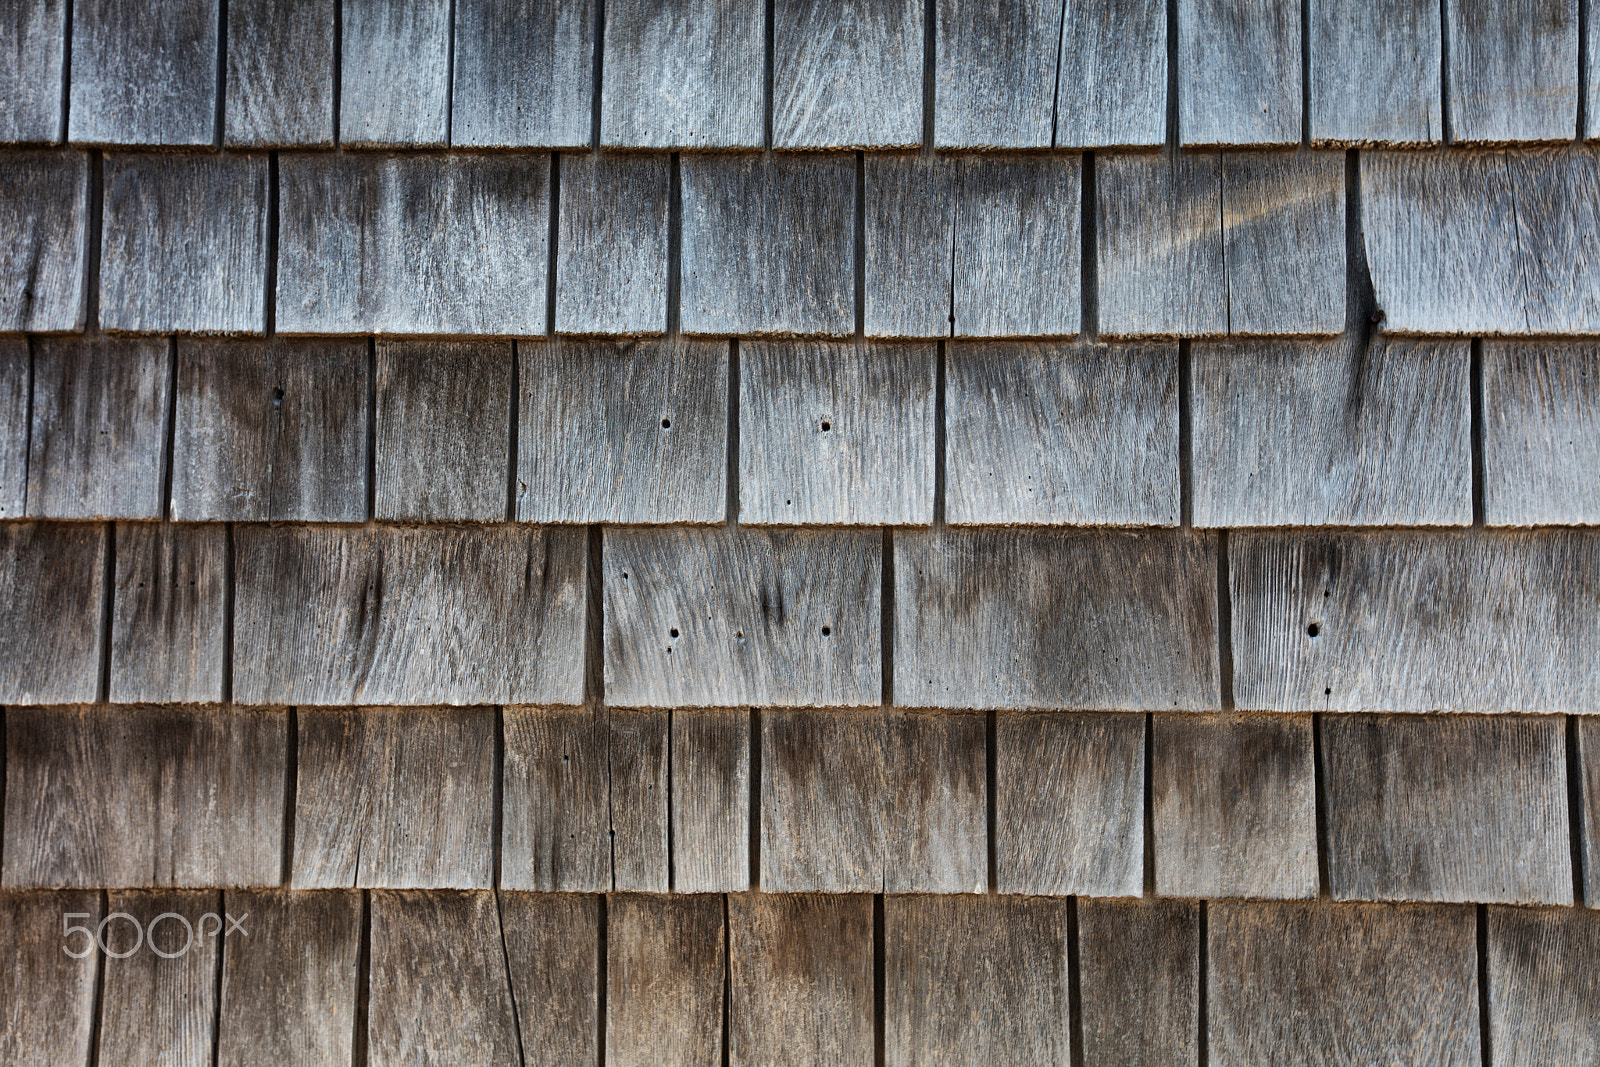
left=1325, top=687, right=1332, bottom=695
left=670, top=628, right=679, bottom=638
left=735, top=630, right=744, bottom=639
left=820, top=421, right=831, bottom=431
left=1306, top=623, right=1321, bottom=638
left=661, top=418, right=671, bottom=429
left=272, top=387, right=285, bottom=403
left=821, top=625, right=831, bottom=637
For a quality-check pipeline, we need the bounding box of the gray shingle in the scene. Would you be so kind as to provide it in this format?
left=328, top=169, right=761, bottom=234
left=224, top=0, right=336, bottom=147
left=68, top=0, right=217, bottom=146
left=1055, top=0, right=1167, bottom=148
left=0, top=521, right=105, bottom=705
left=1447, top=0, right=1578, bottom=145
left=554, top=152, right=669, bottom=336
left=0, top=0, right=67, bottom=144
left=451, top=0, right=595, bottom=149
left=1177, top=0, right=1301, bottom=146
left=933, top=0, right=1060, bottom=149
left=0, top=150, right=88, bottom=332
left=1483, top=341, right=1600, bottom=526
left=772, top=0, right=922, bottom=149
left=339, top=0, right=451, bottom=148
left=1307, top=0, right=1442, bottom=146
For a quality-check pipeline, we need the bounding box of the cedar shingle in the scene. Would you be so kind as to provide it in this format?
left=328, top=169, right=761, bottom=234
left=0, top=150, right=88, bottom=332
left=68, top=0, right=217, bottom=146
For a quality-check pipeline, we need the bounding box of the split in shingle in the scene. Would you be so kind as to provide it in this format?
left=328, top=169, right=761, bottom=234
left=0, top=522, right=106, bottom=705
left=0, top=0, right=67, bottom=144
left=0, top=890, right=100, bottom=1067
left=1177, top=0, right=1302, bottom=146
left=1487, top=906, right=1600, bottom=1063
left=224, top=0, right=337, bottom=147
left=451, top=0, right=596, bottom=149
left=1446, top=0, right=1578, bottom=145
left=607, top=894, right=726, bottom=1066
left=771, top=0, right=922, bottom=149
left=0, top=340, right=26, bottom=517
left=97, top=891, right=223, bottom=1063
left=339, top=0, right=451, bottom=148
left=0, top=150, right=88, bottom=332
left=1481, top=341, right=1600, bottom=525
left=933, top=0, right=1062, bottom=149
left=554, top=152, right=670, bottom=336
left=68, top=0, right=217, bottom=146
left=1307, top=0, right=1443, bottom=146
left=1077, top=899, right=1200, bottom=1065
left=500, top=892, right=602, bottom=1066
left=110, top=522, right=227, bottom=704
left=1054, top=0, right=1168, bottom=148
left=863, top=154, right=954, bottom=339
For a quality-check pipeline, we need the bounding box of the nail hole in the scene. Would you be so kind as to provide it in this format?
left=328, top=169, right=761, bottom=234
left=661, top=418, right=671, bottom=428
left=820, top=420, right=831, bottom=431
left=821, top=625, right=831, bottom=637
left=272, top=386, right=285, bottom=402
left=1306, top=623, right=1321, bottom=638
left=1325, top=687, right=1332, bottom=695
left=621, top=572, right=629, bottom=580
left=670, top=628, right=679, bottom=638
left=735, top=630, right=744, bottom=639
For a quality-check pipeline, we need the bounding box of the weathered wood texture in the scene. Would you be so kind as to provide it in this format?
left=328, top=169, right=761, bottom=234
left=367, top=891, right=522, bottom=1067
left=772, top=0, right=921, bottom=148
left=1078, top=899, right=1200, bottom=1067
left=277, top=153, right=550, bottom=335
left=100, top=152, right=269, bottom=334
left=217, top=890, right=362, bottom=1067
left=1592, top=8, right=1600, bottom=141
left=109, top=522, right=226, bottom=703
left=1321, top=714, right=1572, bottom=904
left=729, top=893, right=874, bottom=1067
left=1209, top=900, right=1480, bottom=1065
left=1055, top=0, right=1167, bottom=148
left=607, top=893, right=726, bottom=1067
left=502, top=706, right=611, bottom=892
left=946, top=340, right=1179, bottom=525
left=292, top=707, right=495, bottom=889
left=885, top=895, right=1071, bottom=1067
left=27, top=337, right=169, bottom=519
left=952, top=155, right=1081, bottom=338
left=1191, top=338, right=1472, bottom=526
left=896, top=528, right=1219, bottom=710
left=605, top=527, right=881, bottom=708
left=224, top=0, right=336, bottom=146
left=934, top=0, right=1061, bottom=148
left=1447, top=0, right=1578, bottom=144
left=1152, top=713, right=1317, bottom=900
left=0, top=522, right=105, bottom=704
left=234, top=525, right=588, bottom=706
left=171, top=338, right=370, bottom=522
left=1177, top=0, right=1301, bottom=145
left=1307, top=0, right=1442, bottom=145
left=517, top=338, right=726, bottom=524
left=1223, top=150, right=1345, bottom=335
left=762, top=709, right=986, bottom=893
left=555, top=153, right=669, bottom=335
left=452, top=0, right=595, bottom=148
left=1482, top=341, right=1600, bottom=525
left=600, top=0, right=763, bottom=148
left=68, top=0, right=216, bottom=145
left=0, top=341, right=24, bottom=516
left=1231, top=529, right=1600, bottom=712
left=673, top=708, right=751, bottom=893
left=680, top=154, right=855, bottom=337
left=0, top=0, right=66, bottom=143
left=373, top=340, right=510, bottom=522
left=1578, top=717, right=1600, bottom=905
left=3, top=705, right=285, bottom=888
left=0, top=150, right=87, bottom=331
left=995, top=712, right=1145, bottom=896
left=1488, top=905, right=1600, bottom=1064
left=863, top=154, right=953, bottom=339
left=500, top=892, right=600, bottom=1067
left=339, top=0, right=450, bottom=147
left=0, top=890, right=100, bottom=1067
left=607, top=710, right=673, bottom=892
left=97, top=890, right=223, bottom=1067
left=740, top=340, right=935, bottom=525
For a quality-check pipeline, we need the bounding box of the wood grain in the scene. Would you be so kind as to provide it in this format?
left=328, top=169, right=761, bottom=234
left=1506, top=147, right=1600, bottom=335
left=1223, top=150, right=1345, bottom=336
left=100, top=152, right=269, bottom=334
left=605, top=526, right=881, bottom=708
left=740, top=340, right=934, bottom=525
left=1152, top=712, right=1317, bottom=899
left=862, top=153, right=954, bottom=339
left=933, top=0, right=1061, bottom=149
left=1488, top=905, right=1600, bottom=1065
left=216, top=889, right=362, bottom=1067
left=772, top=0, right=921, bottom=149
left=452, top=0, right=595, bottom=148
left=109, top=522, right=226, bottom=704
left=500, top=892, right=600, bottom=1067
left=1447, top=0, right=1578, bottom=144
left=233, top=524, right=588, bottom=706
left=277, top=153, right=550, bottom=336
left=884, top=709, right=987, bottom=893
left=600, top=0, right=763, bottom=148
left=1077, top=899, right=1199, bottom=1067
left=1177, top=0, right=1302, bottom=145
left=607, top=707, right=670, bottom=892
left=555, top=152, right=670, bottom=335
left=0, top=340, right=24, bottom=517
left=224, top=0, right=336, bottom=147
left=1208, top=900, right=1479, bottom=1065
left=607, top=893, right=725, bottom=1067
left=885, top=895, right=1071, bottom=1067
left=1482, top=341, right=1600, bottom=525
left=1097, top=150, right=1227, bottom=339
left=0, top=521, right=105, bottom=704
left=292, top=707, right=495, bottom=889
left=68, top=0, right=216, bottom=145
left=680, top=153, right=855, bottom=337
left=1055, top=0, right=1167, bottom=148
left=1321, top=713, right=1571, bottom=904
left=339, top=0, right=450, bottom=147
left=1231, top=529, right=1600, bottom=712
left=502, top=706, right=609, bottom=892
left=0, top=150, right=87, bottom=331
left=952, top=154, right=1081, bottom=338
left=895, top=528, right=1219, bottom=710
left=97, top=890, right=223, bottom=1067
left=171, top=338, right=370, bottom=522
left=994, top=712, right=1145, bottom=896
left=1191, top=337, right=1472, bottom=526
left=1307, top=0, right=1442, bottom=145
left=729, top=893, right=873, bottom=1067
left=0, top=890, right=100, bottom=1067
left=0, top=0, right=66, bottom=143
left=946, top=340, right=1179, bottom=525
left=672, top=708, right=750, bottom=893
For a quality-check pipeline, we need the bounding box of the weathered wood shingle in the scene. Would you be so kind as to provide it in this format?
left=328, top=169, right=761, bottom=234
left=1446, top=0, right=1578, bottom=144
left=451, top=0, right=595, bottom=148
left=501, top=705, right=615, bottom=893
left=773, top=0, right=922, bottom=149
left=672, top=707, right=751, bottom=893
left=1223, top=150, right=1345, bottom=336
left=0, top=890, right=100, bottom=1067
left=1055, top=0, right=1167, bottom=148
left=109, top=522, right=226, bottom=704
left=1483, top=340, right=1600, bottom=525
left=68, top=0, right=217, bottom=146
left=1307, top=0, right=1442, bottom=146
left=0, top=150, right=88, bottom=332
left=1177, top=0, right=1301, bottom=145
left=934, top=0, right=1061, bottom=149
left=0, top=522, right=106, bottom=705
left=1078, top=899, right=1200, bottom=1066
left=0, top=0, right=66, bottom=143
left=607, top=894, right=726, bottom=1067
left=339, top=0, right=451, bottom=148
left=97, top=890, right=222, bottom=1067
left=1487, top=905, right=1600, bottom=1064
left=863, top=154, right=953, bottom=339
left=555, top=152, right=669, bottom=335
left=224, top=0, right=336, bottom=147
left=500, top=892, right=601, bottom=1067
left=0, top=341, right=25, bottom=516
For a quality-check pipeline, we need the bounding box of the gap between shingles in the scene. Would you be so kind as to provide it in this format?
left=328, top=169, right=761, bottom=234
left=932, top=340, right=946, bottom=524
left=280, top=705, right=297, bottom=886
left=1312, top=712, right=1332, bottom=897
left=264, top=153, right=279, bottom=336
left=96, top=522, right=116, bottom=704
left=720, top=895, right=731, bottom=1067
left=1048, top=0, right=1068, bottom=148
left=748, top=707, right=761, bottom=890
left=85, top=151, right=105, bottom=334
left=58, top=0, right=73, bottom=142
left=1214, top=529, right=1235, bottom=712
left=161, top=337, right=179, bottom=520
left=332, top=0, right=343, bottom=147
left=1177, top=339, right=1192, bottom=528
left=1476, top=904, right=1491, bottom=1067
left=209, top=889, right=226, bottom=1067
left=854, top=151, right=866, bottom=338
left=872, top=893, right=886, bottom=1067
left=1567, top=715, right=1587, bottom=906
left=1065, top=896, right=1084, bottom=1066
left=364, top=337, right=377, bottom=522
left=920, top=0, right=935, bottom=152
left=596, top=894, right=608, bottom=1067
left=506, top=343, right=521, bottom=521
left=1196, top=900, right=1209, bottom=1067
left=665, top=709, right=675, bottom=893
left=726, top=340, right=740, bottom=526
left=212, top=0, right=228, bottom=147
left=86, top=889, right=108, bottom=1067
left=589, top=0, right=606, bottom=149
left=545, top=155, right=561, bottom=336
left=666, top=153, right=682, bottom=336
left=1079, top=151, right=1097, bottom=339
left=1142, top=712, right=1155, bottom=895
left=762, top=0, right=776, bottom=151
left=1438, top=0, right=1452, bottom=144
left=1470, top=339, right=1485, bottom=526
left=491, top=706, right=505, bottom=889
left=21, top=337, right=35, bottom=516
left=444, top=0, right=458, bottom=145
left=352, top=890, right=371, bottom=1067
left=1299, top=0, right=1311, bottom=145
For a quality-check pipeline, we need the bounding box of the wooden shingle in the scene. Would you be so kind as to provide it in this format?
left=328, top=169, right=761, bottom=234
left=0, top=890, right=100, bottom=1067
left=1231, top=529, right=1600, bottom=712
left=1077, top=899, right=1200, bottom=1067
left=292, top=707, right=495, bottom=889
left=1447, top=0, right=1578, bottom=145
left=1591, top=8, right=1600, bottom=141
left=1191, top=338, right=1472, bottom=527
left=100, top=152, right=269, bottom=334
left=946, top=340, right=1179, bottom=526
left=277, top=153, right=550, bottom=336
left=0, top=0, right=66, bottom=143
left=501, top=705, right=613, bottom=892
left=1488, top=906, right=1600, bottom=1064
left=233, top=524, right=588, bottom=706
left=772, top=0, right=921, bottom=149
left=1222, top=150, right=1345, bottom=336
left=170, top=338, right=370, bottom=523
left=680, top=154, right=855, bottom=337
left=1055, top=0, right=1167, bottom=148
left=1177, top=0, right=1301, bottom=146
left=97, top=890, right=222, bottom=1067
left=607, top=707, right=671, bottom=892
left=604, top=527, right=882, bottom=708
left=933, top=0, right=1061, bottom=149
left=607, top=894, right=726, bottom=1067
left=3, top=705, right=286, bottom=888
left=451, top=0, right=595, bottom=148
left=740, top=340, right=935, bottom=526
left=1307, top=0, right=1442, bottom=146
left=863, top=154, right=953, bottom=339
left=0, top=341, right=26, bottom=516
left=0, top=522, right=105, bottom=705
left=1321, top=714, right=1572, bottom=904
left=110, top=522, right=226, bottom=704
left=895, top=529, right=1219, bottom=711
left=672, top=707, right=751, bottom=893
left=500, top=892, right=601, bottom=1067
left=68, top=0, right=217, bottom=146
left=600, top=0, right=763, bottom=149
left=224, top=0, right=336, bottom=147
left=517, top=337, right=727, bottom=524
left=555, top=152, right=670, bottom=335
left=339, top=0, right=450, bottom=147
left=0, top=150, right=88, bottom=332
left=1483, top=341, right=1600, bottom=525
